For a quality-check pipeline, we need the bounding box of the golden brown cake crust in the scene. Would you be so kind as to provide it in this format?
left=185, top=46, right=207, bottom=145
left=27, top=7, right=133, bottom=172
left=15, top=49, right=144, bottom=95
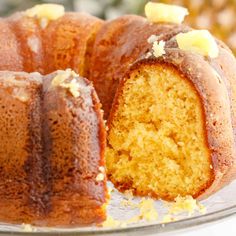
left=89, top=15, right=190, bottom=118
left=165, top=34, right=236, bottom=198
left=43, top=12, right=104, bottom=76
left=41, top=71, right=107, bottom=226
left=108, top=43, right=236, bottom=199
left=0, top=9, right=106, bottom=227
left=0, top=12, right=103, bottom=77
left=0, top=71, right=107, bottom=226
left=0, top=71, right=43, bottom=223
left=0, top=19, right=24, bottom=71
left=7, top=13, right=44, bottom=74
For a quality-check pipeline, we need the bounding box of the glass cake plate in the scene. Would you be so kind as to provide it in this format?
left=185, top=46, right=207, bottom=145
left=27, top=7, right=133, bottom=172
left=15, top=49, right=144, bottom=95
left=0, top=180, right=235, bottom=236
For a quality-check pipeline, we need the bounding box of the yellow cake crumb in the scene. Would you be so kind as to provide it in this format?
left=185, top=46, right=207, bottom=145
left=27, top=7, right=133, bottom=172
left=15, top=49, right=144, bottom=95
left=152, top=40, right=166, bottom=58
left=120, top=198, right=158, bottom=221
left=161, top=196, right=206, bottom=222
left=126, top=215, right=141, bottom=224
left=102, top=192, right=205, bottom=228
left=21, top=224, right=36, bottom=232
left=162, top=214, right=177, bottom=223
left=102, top=216, right=121, bottom=228
left=120, top=199, right=138, bottom=209
left=176, top=30, right=219, bottom=58
left=167, top=195, right=203, bottom=216
left=139, top=198, right=158, bottom=221
left=145, top=2, right=188, bottom=24
left=103, top=197, right=158, bottom=228
left=102, top=199, right=157, bottom=227
left=96, top=173, right=105, bottom=182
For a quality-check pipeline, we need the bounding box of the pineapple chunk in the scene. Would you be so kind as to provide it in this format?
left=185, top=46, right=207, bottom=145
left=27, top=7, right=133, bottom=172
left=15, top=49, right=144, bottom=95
left=176, top=30, right=219, bottom=58
left=51, top=69, right=72, bottom=87
left=51, top=69, right=80, bottom=98
left=145, top=2, right=188, bottom=24
left=60, top=79, right=81, bottom=98
left=25, top=4, right=65, bottom=21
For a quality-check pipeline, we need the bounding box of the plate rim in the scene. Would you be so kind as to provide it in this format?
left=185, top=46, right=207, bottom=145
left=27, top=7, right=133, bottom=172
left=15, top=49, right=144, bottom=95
left=0, top=203, right=235, bottom=235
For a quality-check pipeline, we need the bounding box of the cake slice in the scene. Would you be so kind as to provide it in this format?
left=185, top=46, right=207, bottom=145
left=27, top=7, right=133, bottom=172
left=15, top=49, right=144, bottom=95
left=106, top=31, right=236, bottom=200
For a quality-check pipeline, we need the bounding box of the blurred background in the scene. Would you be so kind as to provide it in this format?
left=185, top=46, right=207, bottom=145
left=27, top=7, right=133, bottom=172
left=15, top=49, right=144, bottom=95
left=0, top=0, right=235, bottom=53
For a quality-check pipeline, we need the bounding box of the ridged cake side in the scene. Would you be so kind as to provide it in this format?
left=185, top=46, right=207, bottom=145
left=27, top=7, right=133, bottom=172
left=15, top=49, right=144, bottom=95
left=7, top=13, right=44, bottom=74
left=42, top=71, right=107, bottom=226
left=0, top=70, right=107, bottom=226
left=43, top=13, right=104, bottom=77
left=0, top=12, right=104, bottom=77
left=0, top=72, right=43, bottom=223
left=106, top=45, right=236, bottom=200
left=0, top=20, right=24, bottom=71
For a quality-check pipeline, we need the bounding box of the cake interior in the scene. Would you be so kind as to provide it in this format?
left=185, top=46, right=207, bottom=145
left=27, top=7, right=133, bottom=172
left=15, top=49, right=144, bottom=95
left=106, top=64, right=213, bottom=200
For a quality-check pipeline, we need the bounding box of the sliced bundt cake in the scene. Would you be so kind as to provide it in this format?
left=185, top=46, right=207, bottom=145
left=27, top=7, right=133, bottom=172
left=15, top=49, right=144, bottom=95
left=106, top=30, right=236, bottom=201
left=0, top=70, right=107, bottom=226
left=0, top=1, right=236, bottom=227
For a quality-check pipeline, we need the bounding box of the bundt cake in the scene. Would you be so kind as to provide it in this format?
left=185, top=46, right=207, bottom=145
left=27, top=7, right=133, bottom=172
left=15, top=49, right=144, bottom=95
left=106, top=26, right=236, bottom=200
left=0, top=69, right=107, bottom=226
left=0, top=1, right=235, bottom=227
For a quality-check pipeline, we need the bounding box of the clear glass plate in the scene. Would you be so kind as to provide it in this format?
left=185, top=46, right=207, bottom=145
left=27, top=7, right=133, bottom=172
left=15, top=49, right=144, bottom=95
left=0, top=180, right=235, bottom=236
